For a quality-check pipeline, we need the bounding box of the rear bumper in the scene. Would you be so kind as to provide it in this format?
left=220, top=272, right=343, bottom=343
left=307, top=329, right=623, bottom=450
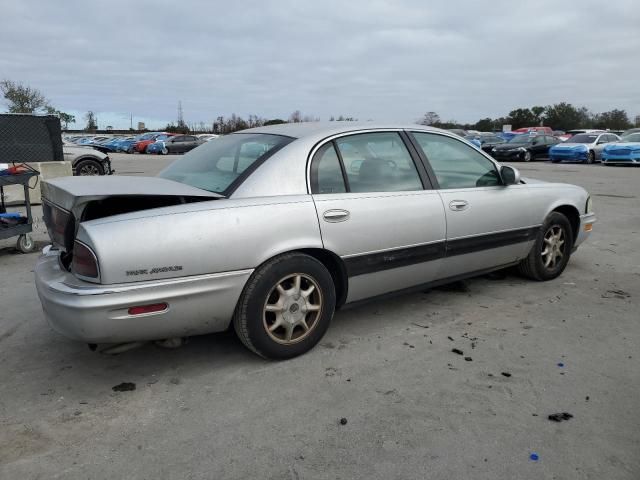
left=35, top=248, right=252, bottom=343
left=574, top=212, right=596, bottom=248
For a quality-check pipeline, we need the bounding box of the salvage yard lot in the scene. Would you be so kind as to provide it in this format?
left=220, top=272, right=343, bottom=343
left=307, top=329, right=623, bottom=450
left=1, top=155, right=639, bottom=479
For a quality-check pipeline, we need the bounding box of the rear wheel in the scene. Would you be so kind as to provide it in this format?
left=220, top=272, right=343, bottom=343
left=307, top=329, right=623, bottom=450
left=75, top=159, right=103, bottom=176
left=517, top=212, right=573, bottom=281
left=523, top=151, right=532, bottom=162
left=233, top=253, right=336, bottom=359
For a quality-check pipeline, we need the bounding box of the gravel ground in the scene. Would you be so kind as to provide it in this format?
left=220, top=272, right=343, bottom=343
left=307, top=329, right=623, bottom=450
left=1, top=155, right=638, bottom=479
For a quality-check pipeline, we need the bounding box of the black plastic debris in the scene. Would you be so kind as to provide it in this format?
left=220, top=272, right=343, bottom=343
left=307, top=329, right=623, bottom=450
left=501, top=372, right=512, bottom=378
left=548, top=412, right=573, bottom=422
left=464, top=357, right=473, bottom=362
left=339, top=417, right=348, bottom=425
left=448, top=336, right=454, bottom=341
left=452, top=348, right=464, bottom=355
left=112, top=382, right=136, bottom=392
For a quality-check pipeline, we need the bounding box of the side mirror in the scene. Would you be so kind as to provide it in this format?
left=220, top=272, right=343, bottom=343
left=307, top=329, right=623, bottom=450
left=501, top=165, right=521, bottom=185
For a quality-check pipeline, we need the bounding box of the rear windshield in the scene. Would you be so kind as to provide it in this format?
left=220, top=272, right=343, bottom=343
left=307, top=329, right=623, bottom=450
left=569, top=134, right=598, bottom=143
left=158, top=133, right=292, bottom=194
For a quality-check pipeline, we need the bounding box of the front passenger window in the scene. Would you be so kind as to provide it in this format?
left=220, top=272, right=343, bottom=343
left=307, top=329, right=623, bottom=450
left=412, top=132, right=502, bottom=189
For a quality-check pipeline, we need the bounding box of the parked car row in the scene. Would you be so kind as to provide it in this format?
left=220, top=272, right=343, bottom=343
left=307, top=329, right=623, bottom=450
left=63, top=133, right=219, bottom=155
left=447, top=127, right=640, bottom=165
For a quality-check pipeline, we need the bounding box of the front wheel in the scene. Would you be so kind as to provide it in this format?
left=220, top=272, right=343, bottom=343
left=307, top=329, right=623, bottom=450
left=517, top=212, right=573, bottom=281
left=74, top=159, right=103, bottom=176
left=161, top=147, right=169, bottom=155
left=233, top=253, right=336, bottom=359
left=523, top=151, right=532, bottom=162
left=586, top=151, right=595, bottom=164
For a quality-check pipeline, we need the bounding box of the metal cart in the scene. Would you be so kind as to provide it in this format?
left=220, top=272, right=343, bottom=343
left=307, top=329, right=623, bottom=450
left=0, top=170, right=39, bottom=253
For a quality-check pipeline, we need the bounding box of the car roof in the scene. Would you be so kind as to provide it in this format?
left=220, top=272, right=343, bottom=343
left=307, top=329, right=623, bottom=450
left=238, top=122, right=446, bottom=140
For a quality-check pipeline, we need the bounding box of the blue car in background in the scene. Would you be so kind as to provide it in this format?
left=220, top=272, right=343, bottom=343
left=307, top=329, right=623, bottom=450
left=602, top=132, right=640, bottom=166
left=549, top=132, right=619, bottom=163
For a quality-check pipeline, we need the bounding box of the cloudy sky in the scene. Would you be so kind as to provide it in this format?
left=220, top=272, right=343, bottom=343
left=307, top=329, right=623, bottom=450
left=1, top=0, right=638, bottom=129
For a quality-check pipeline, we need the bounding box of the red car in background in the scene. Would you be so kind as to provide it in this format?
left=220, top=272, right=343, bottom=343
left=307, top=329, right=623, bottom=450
left=512, top=126, right=553, bottom=135
left=133, top=132, right=175, bottom=153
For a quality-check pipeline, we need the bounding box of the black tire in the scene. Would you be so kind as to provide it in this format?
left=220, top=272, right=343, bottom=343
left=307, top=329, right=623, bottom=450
left=233, top=253, right=336, bottom=359
left=74, top=158, right=103, bottom=176
left=586, top=151, right=595, bottom=164
left=517, top=212, right=574, bottom=281
left=523, top=150, right=532, bottom=162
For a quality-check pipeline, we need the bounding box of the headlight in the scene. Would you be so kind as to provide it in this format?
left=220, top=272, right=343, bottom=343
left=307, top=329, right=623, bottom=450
left=586, top=196, right=593, bottom=213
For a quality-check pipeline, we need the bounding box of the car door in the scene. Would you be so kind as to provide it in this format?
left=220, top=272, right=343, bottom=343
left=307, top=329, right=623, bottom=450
left=409, top=131, right=537, bottom=278
left=530, top=136, right=548, bottom=159
left=594, top=134, right=613, bottom=159
left=170, top=136, right=186, bottom=153
left=184, top=135, right=199, bottom=152
left=310, top=131, right=447, bottom=302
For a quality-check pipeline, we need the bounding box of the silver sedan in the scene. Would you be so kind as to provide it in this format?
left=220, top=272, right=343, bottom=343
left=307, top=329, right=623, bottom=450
left=35, top=123, right=596, bottom=359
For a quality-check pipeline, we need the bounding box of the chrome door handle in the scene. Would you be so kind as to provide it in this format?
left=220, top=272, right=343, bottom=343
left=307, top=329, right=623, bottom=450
left=449, top=200, right=469, bottom=211
left=323, top=209, right=350, bottom=223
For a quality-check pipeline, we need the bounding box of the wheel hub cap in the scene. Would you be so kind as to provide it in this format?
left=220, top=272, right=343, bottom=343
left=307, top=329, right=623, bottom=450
left=263, top=273, right=323, bottom=344
left=541, top=226, right=565, bottom=270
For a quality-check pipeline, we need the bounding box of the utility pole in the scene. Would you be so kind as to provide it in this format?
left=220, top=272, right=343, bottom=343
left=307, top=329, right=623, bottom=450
left=177, top=101, right=184, bottom=128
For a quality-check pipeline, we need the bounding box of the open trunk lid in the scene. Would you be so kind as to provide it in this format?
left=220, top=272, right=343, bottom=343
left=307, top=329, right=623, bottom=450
left=41, top=176, right=221, bottom=252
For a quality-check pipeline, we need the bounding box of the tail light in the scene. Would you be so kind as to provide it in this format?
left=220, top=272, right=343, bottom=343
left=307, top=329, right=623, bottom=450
left=71, top=241, right=100, bottom=280
left=42, top=200, right=74, bottom=251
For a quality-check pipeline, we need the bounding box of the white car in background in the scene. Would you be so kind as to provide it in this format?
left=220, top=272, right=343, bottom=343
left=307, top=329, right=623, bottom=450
left=63, top=142, right=113, bottom=175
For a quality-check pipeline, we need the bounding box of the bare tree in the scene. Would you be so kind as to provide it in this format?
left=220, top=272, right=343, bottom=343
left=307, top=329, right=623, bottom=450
left=289, top=110, right=302, bottom=123
left=84, top=111, right=98, bottom=131
left=419, top=111, right=441, bottom=126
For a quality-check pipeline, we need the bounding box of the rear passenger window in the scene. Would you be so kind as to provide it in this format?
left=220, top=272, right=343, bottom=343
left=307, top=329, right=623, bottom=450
left=412, top=132, right=501, bottom=189
left=310, top=143, right=346, bottom=194
left=334, top=132, right=423, bottom=193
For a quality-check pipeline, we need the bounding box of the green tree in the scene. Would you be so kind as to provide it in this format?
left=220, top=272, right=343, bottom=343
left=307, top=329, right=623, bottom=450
left=593, top=109, right=632, bottom=130
left=507, top=108, right=538, bottom=129
left=531, top=106, right=546, bottom=124
left=0, top=79, right=51, bottom=113
left=264, top=118, right=286, bottom=126
left=473, top=118, right=495, bottom=131
left=544, top=103, right=591, bottom=131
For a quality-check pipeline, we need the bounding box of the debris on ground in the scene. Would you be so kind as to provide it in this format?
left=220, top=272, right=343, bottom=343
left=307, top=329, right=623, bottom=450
left=602, top=289, right=631, bottom=299
left=169, top=377, right=181, bottom=385
left=339, top=417, right=348, bottom=425
left=112, top=382, right=136, bottom=392
left=557, top=362, right=565, bottom=367
left=585, top=396, right=590, bottom=401
left=452, top=348, right=464, bottom=355
left=501, top=372, right=512, bottom=378
left=548, top=412, right=573, bottom=422
left=411, top=323, right=429, bottom=329
left=448, top=336, right=454, bottom=341
left=529, top=453, right=539, bottom=461
left=464, top=357, right=473, bottom=362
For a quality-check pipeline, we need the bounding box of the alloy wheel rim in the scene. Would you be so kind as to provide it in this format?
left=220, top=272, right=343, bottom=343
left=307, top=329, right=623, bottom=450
left=541, top=225, right=565, bottom=270
left=79, top=164, right=100, bottom=175
left=263, top=273, right=323, bottom=345
left=524, top=151, right=531, bottom=161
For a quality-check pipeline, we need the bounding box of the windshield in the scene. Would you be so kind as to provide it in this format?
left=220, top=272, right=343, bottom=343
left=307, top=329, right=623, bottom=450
left=158, top=133, right=293, bottom=194
left=621, top=133, right=640, bottom=142
left=568, top=134, right=598, bottom=143
left=507, top=134, right=532, bottom=144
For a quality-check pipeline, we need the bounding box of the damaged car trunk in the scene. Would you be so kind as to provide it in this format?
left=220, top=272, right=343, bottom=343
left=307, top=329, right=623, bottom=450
left=41, top=176, right=222, bottom=270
